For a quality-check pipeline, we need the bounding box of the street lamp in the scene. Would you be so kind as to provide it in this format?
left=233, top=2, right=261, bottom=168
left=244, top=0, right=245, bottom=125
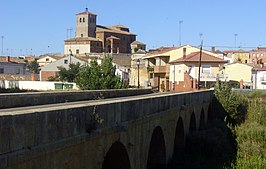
left=136, top=59, right=140, bottom=88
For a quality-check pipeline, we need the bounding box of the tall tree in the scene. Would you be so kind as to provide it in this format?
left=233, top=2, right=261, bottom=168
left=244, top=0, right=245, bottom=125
left=75, top=55, right=126, bottom=90
left=26, top=60, right=39, bottom=74
left=57, top=62, right=81, bottom=82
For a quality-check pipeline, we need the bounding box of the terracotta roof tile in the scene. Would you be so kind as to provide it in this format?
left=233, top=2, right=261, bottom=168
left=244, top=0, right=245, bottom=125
left=65, top=37, right=102, bottom=42
left=0, top=56, right=26, bottom=64
left=76, top=11, right=97, bottom=16
left=169, top=51, right=227, bottom=64
left=131, top=41, right=145, bottom=45
left=146, top=46, right=181, bottom=56
left=96, top=25, right=136, bottom=36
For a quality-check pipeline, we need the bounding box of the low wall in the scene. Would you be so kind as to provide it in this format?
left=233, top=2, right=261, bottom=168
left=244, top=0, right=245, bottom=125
left=0, top=74, right=39, bottom=81
left=0, top=80, right=78, bottom=91
left=0, top=89, right=153, bottom=109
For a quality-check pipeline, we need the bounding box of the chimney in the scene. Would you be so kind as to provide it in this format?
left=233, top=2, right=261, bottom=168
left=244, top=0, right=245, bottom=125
left=6, top=56, right=10, bottom=62
left=183, top=48, right=186, bottom=60
left=211, top=46, right=216, bottom=53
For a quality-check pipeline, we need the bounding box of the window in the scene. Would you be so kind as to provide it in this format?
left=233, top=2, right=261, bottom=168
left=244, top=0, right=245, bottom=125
left=83, top=18, right=85, bottom=22
left=76, top=49, right=79, bottom=54
left=202, top=65, right=211, bottom=74
left=80, top=18, right=82, bottom=22
left=46, top=58, right=49, bottom=62
left=81, top=34, right=83, bottom=37
left=0, top=68, right=4, bottom=74
left=16, top=68, right=20, bottom=74
left=64, top=59, right=68, bottom=64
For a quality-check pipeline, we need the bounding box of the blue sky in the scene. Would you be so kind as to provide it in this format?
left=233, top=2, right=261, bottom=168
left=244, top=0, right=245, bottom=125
left=0, top=0, right=265, bottom=56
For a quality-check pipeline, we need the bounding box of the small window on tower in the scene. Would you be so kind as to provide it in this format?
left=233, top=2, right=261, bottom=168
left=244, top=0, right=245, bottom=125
left=80, top=18, right=82, bottom=23
left=81, top=34, right=83, bottom=37
left=76, top=49, right=79, bottom=54
left=64, top=59, right=68, bottom=64
left=83, top=18, right=85, bottom=22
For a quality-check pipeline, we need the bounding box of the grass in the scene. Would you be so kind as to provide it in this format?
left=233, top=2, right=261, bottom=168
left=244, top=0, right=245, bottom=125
left=169, top=86, right=266, bottom=169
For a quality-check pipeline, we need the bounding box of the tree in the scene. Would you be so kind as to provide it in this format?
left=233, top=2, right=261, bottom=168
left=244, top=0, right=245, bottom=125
left=27, top=60, right=39, bottom=74
left=57, top=62, right=81, bottom=82
left=75, top=55, right=126, bottom=90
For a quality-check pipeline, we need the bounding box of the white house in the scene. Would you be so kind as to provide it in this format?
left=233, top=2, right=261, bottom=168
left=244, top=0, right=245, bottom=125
left=252, top=66, right=266, bottom=89
left=40, top=55, right=86, bottom=81
left=0, top=56, right=29, bottom=75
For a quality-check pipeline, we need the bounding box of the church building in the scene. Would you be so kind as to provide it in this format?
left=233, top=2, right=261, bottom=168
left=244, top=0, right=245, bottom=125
left=64, top=9, right=137, bottom=55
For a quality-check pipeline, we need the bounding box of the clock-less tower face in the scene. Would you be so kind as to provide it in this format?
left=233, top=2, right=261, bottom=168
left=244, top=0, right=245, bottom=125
left=76, top=11, right=97, bottom=38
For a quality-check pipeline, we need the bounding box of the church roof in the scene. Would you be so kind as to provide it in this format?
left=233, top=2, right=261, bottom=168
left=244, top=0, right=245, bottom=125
left=76, top=11, right=97, bottom=16
left=65, top=37, right=102, bottom=42
left=113, top=24, right=128, bottom=28
left=131, top=41, right=145, bottom=45
left=96, top=25, right=136, bottom=36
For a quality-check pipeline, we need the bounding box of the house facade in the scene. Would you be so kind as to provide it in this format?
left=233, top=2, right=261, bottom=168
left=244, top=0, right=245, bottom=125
left=142, top=45, right=221, bottom=91
left=0, top=56, right=29, bottom=75
left=169, top=51, right=227, bottom=91
left=224, top=50, right=250, bottom=63
left=250, top=48, right=266, bottom=64
left=221, top=63, right=253, bottom=88
left=40, top=55, right=86, bottom=81
left=252, top=66, right=266, bottom=89
left=130, top=51, right=147, bottom=87
left=37, top=55, right=64, bottom=67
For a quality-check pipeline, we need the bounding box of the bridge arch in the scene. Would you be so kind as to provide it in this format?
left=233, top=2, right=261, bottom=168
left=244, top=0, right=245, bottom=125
left=199, top=108, right=205, bottom=130
left=189, top=112, right=196, bottom=132
left=147, top=126, right=166, bottom=169
left=102, top=141, right=131, bottom=169
left=173, top=117, right=185, bottom=155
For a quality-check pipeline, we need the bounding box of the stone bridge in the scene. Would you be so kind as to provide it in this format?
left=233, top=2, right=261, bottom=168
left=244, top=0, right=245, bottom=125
left=0, top=90, right=213, bottom=169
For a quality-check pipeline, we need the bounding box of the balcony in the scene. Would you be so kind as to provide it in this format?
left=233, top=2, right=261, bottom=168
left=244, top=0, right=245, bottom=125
left=154, top=65, right=170, bottom=74
left=200, top=73, right=228, bottom=82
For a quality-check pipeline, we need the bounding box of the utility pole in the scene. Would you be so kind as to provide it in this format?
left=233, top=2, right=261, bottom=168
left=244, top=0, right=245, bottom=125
left=199, top=33, right=203, bottom=43
left=1, top=36, right=4, bottom=56
left=179, top=20, right=183, bottom=46
left=197, top=40, right=203, bottom=90
left=234, top=33, right=238, bottom=50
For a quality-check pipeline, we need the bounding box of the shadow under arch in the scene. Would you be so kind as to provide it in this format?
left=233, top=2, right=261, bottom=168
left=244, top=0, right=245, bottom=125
left=102, top=141, right=131, bottom=169
left=147, top=126, right=167, bottom=169
left=189, top=112, right=196, bottom=132
left=173, top=117, right=185, bottom=156
left=199, top=108, right=205, bottom=130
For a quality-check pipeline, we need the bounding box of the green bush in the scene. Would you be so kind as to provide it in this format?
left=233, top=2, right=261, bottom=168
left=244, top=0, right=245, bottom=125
left=214, top=81, right=248, bottom=125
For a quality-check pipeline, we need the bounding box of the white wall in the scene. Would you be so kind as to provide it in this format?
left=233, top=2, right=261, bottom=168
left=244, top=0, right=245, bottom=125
left=64, top=44, right=91, bottom=55
left=0, top=80, right=78, bottom=91
left=253, top=71, right=266, bottom=89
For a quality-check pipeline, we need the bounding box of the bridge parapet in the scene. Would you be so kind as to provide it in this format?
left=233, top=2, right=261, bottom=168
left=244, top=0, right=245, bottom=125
left=0, top=89, right=152, bottom=109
